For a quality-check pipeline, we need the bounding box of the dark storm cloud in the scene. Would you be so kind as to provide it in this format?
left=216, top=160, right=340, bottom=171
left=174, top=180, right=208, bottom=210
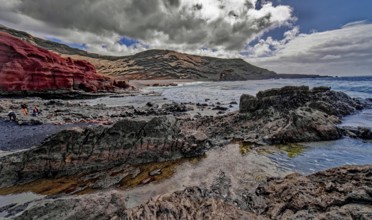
left=0, top=0, right=294, bottom=51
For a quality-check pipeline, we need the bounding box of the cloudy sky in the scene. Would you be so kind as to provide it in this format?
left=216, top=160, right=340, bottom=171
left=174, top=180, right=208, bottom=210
left=1, top=0, right=372, bottom=75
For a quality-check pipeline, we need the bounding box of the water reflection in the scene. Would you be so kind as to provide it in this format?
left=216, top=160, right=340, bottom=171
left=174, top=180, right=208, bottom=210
left=267, top=138, right=372, bottom=175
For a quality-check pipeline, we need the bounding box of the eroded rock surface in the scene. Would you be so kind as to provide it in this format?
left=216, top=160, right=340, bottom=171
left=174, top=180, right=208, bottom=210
left=246, top=165, right=372, bottom=219
left=7, top=165, right=372, bottom=219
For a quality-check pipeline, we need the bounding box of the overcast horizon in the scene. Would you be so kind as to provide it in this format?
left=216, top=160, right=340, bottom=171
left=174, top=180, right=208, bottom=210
left=1, top=0, right=372, bottom=76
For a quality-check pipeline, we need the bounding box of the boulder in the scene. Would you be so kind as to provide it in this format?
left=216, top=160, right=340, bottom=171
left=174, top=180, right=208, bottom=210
left=0, top=32, right=115, bottom=93
left=186, top=86, right=366, bottom=145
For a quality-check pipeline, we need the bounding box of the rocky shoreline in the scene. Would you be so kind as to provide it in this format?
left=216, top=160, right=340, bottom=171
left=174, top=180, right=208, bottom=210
left=0, top=85, right=371, bottom=219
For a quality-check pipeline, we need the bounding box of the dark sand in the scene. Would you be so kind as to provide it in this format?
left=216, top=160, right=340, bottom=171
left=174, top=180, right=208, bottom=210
left=0, top=120, right=92, bottom=152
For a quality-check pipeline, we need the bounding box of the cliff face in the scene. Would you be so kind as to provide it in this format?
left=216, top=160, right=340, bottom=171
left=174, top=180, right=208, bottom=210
left=0, top=32, right=115, bottom=93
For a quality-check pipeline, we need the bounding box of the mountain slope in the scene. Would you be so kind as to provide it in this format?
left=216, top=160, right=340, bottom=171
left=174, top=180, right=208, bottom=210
left=1, top=25, right=277, bottom=80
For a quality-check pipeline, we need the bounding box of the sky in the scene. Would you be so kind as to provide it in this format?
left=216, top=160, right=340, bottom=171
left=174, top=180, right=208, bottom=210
left=0, top=0, right=372, bottom=75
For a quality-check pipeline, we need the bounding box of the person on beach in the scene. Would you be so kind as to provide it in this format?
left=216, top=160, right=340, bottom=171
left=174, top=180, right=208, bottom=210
left=32, top=105, right=41, bottom=116
left=8, top=111, right=17, bottom=121
left=21, top=103, right=28, bottom=116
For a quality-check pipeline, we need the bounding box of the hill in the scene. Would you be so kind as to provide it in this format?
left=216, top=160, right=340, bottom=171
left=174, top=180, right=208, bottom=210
left=0, top=25, right=278, bottom=81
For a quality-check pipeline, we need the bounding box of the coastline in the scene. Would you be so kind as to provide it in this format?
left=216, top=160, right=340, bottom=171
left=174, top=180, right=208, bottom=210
left=0, top=83, right=371, bottom=219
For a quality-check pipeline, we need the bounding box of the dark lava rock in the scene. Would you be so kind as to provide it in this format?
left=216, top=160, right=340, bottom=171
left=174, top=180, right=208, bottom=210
left=340, top=126, right=372, bottom=140
left=212, top=106, right=228, bottom=111
left=0, top=116, right=209, bottom=187
left=185, top=86, right=367, bottom=145
left=161, top=102, right=192, bottom=112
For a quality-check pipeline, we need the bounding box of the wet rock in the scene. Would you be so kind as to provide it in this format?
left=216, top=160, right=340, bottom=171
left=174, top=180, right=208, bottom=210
left=146, top=102, right=154, bottom=107
left=340, top=126, right=372, bottom=140
left=239, top=94, right=259, bottom=112
left=182, top=86, right=366, bottom=145
left=0, top=116, right=209, bottom=187
left=212, top=106, right=228, bottom=111
left=237, top=86, right=365, bottom=143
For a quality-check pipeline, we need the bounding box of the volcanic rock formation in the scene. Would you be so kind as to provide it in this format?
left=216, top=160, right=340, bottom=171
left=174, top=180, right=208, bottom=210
left=0, top=116, right=209, bottom=188
left=0, top=32, right=115, bottom=93
left=182, top=86, right=366, bottom=145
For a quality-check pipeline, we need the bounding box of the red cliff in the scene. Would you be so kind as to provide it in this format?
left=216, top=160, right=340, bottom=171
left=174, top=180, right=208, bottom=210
left=0, top=32, right=115, bottom=93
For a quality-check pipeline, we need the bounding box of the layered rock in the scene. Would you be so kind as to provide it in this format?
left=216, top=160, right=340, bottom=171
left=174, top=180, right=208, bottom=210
left=0, top=116, right=209, bottom=187
left=0, top=32, right=115, bottom=93
left=8, top=165, right=372, bottom=219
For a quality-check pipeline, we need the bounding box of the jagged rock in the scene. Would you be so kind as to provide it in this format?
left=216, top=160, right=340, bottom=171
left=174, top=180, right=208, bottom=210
left=238, top=86, right=365, bottom=143
left=245, top=165, right=372, bottom=219
left=0, top=32, right=115, bottom=93
left=340, top=126, right=372, bottom=140
left=240, top=86, right=364, bottom=116
left=0, top=116, right=209, bottom=187
left=184, top=86, right=366, bottom=145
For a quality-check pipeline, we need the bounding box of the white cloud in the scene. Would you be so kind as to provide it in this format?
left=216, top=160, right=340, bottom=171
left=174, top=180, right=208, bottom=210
left=247, top=23, right=372, bottom=75
left=245, top=26, right=299, bottom=57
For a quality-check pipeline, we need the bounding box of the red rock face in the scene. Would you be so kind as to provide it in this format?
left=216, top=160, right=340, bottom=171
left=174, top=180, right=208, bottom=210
left=0, top=32, right=115, bottom=92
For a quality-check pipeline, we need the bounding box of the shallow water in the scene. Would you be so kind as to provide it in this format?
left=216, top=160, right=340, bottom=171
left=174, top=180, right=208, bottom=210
left=123, top=143, right=288, bottom=208
left=0, top=192, right=43, bottom=218
left=341, top=108, right=372, bottom=129
left=269, top=138, right=372, bottom=175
